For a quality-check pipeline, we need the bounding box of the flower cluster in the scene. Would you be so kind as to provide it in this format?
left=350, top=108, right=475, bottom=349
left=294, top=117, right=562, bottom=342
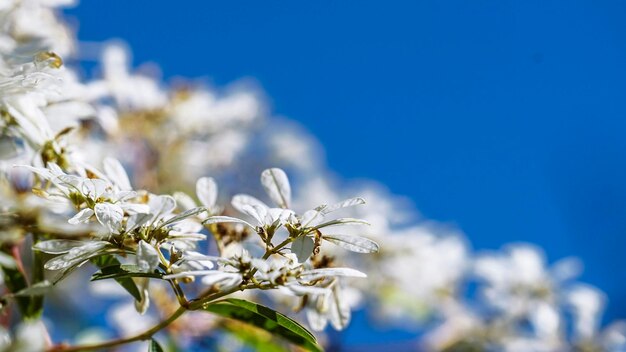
left=0, top=1, right=623, bottom=352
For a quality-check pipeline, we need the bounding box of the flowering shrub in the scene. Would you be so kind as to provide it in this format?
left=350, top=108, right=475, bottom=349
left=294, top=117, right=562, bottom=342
left=0, top=1, right=624, bottom=351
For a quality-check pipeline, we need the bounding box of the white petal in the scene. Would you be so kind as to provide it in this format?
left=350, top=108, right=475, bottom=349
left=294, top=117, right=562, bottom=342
left=306, top=308, right=328, bottom=331
left=148, top=195, right=176, bottom=219
left=260, top=168, right=291, bottom=208
left=196, top=177, right=218, bottom=208
left=17, top=165, right=54, bottom=181
left=163, top=270, right=218, bottom=280
left=173, top=192, right=197, bottom=211
left=44, top=241, right=111, bottom=271
left=55, top=174, right=83, bottom=191
left=311, top=218, right=370, bottom=231
left=33, top=240, right=87, bottom=254
left=231, top=194, right=269, bottom=215
left=291, top=236, right=315, bottom=263
left=323, top=234, right=379, bottom=253
left=115, top=190, right=137, bottom=202
left=301, top=268, right=367, bottom=280
left=239, top=204, right=267, bottom=225
left=81, top=178, right=109, bottom=199
left=328, top=286, right=351, bottom=330
left=68, top=208, right=94, bottom=224
left=323, top=197, right=365, bottom=214
left=94, top=203, right=124, bottom=233
left=268, top=208, right=295, bottom=225
left=200, top=272, right=242, bottom=287
left=203, top=216, right=254, bottom=229
left=119, top=203, right=151, bottom=214
left=286, top=283, right=330, bottom=296
left=136, top=240, right=160, bottom=272
left=300, top=208, right=326, bottom=228
left=103, top=157, right=132, bottom=191
left=126, top=213, right=152, bottom=231
left=161, top=207, right=207, bottom=227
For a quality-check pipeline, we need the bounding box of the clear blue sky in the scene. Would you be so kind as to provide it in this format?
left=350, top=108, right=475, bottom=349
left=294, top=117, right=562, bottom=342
left=65, top=0, right=626, bottom=327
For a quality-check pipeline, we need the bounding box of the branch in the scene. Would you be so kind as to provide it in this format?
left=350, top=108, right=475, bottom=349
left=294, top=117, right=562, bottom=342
left=46, top=306, right=186, bottom=352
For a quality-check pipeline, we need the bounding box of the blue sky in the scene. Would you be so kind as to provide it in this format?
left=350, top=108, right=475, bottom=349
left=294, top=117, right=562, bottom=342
left=65, top=0, right=626, bottom=325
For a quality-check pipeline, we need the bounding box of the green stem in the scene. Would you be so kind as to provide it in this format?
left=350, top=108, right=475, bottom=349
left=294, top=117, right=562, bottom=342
left=245, top=237, right=293, bottom=279
left=47, top=283, right=251, bottom=351
left=47, top=234, right=296, bottom=351
left=168, top=279, right=188, bottom=307
left=46, top=306, right=187, bottom=352
left=29, top=233, right=45, bottom=319
left=262, top=238, right=293, bottom=260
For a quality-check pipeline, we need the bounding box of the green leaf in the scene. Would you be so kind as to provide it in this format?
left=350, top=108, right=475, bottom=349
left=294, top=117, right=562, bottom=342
left=29, top=236, right=45, bottom=318
left=90, top=255, right=142, bottom=301
left=1, top=263, right=35, bottom=318
left=221, top=320, right=289, bottom=352
left=0, top=242, right=45, bottom=320
left=203, top=298, right=322, bottom=352
left=149, top=338, right=164, bottom=352
left=11, top=281, right=52, bottom=297
left=91, top=264, right=163, bottom=281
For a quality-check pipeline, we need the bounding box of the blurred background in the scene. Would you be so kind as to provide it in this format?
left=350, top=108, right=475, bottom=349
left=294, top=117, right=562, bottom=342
left=62, top=0, right=626, bottom=347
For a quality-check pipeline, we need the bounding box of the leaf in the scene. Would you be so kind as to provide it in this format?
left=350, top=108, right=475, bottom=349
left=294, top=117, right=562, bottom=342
left=91, top=264, right=164, bottom=281
left=221, top=320, right=289, bottom=352
left=323, top=234, right=379, bottom=253
left=90, top=255, right=143, bottom=301
left=203, top=298, right=321, bottom=352
left=33, top=240, right=87, bottom=254
left=94, top=203, right=123, bottom=233
left=11, top=281, right=53, bottom=297
left=261, top=168, right=291, bottom=209
left=149, top=338, right=164, bottom=352
left=1, top=256, right=42, bottom=318
left=196, top=177, right=218, bottom=208
left=1, top=264, right=35, bottom=318
left=291, top=236, right=315, bottom=263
